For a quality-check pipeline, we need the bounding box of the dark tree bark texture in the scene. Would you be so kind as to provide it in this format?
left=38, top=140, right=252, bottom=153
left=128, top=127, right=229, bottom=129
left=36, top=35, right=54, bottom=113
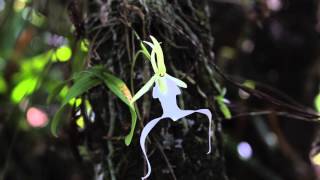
left=67, top=0, right=229, bottom=180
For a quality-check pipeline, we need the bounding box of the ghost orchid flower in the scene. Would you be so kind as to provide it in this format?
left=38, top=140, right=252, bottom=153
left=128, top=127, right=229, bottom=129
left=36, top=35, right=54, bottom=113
left=131, top=36, right=187, bottom=103
left=131, top=36, right=212, bottom=180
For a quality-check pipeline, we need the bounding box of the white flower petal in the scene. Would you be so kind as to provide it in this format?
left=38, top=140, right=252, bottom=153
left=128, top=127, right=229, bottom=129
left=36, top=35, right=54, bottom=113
left=166, top=74, right=187, bottom=88
left=140, top=117, right=164, bottom=180
left=195, top=109, right=212, bottom=154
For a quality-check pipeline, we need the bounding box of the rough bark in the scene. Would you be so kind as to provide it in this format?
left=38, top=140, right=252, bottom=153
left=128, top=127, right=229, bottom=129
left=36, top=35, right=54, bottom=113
left=68, top=0, right=229, bottom=179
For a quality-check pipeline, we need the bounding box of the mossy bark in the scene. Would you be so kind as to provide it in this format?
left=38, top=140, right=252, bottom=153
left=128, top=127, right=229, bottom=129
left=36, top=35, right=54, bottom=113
left=68, top=0, right=229, bottom=179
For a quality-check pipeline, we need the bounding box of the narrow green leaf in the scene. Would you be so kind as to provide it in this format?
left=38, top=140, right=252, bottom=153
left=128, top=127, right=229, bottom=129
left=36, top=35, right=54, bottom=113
left=55, top=66, right=138, bottom=145
left=51, top=106, right=69, bottom=137
left=125, top=107, right=137, bottom=146
left=51, top=72, right=101, bottom=137
left=78, top=67, right=136, bottom=138
left=62, top=75, right=100, bottom=106
left=221, top=87, right=227, bottom=96
left=82, top=66, right=133, bottom=104
left=134, top=50, right=148, bottom=61
left=140, top=42, right=151, bottom=59
left=219, top=102, right=231, bottom=119
left=131, top=75, right=157, bottom=103
left=47, top=81, right=67, bottom=104
left=81, top=65, right=105, bottom=79
left=103, top=73, right=132, bottom=104
left=102, top=72, right=138, bottom=145
left=216, top=96, right=231, bottom=119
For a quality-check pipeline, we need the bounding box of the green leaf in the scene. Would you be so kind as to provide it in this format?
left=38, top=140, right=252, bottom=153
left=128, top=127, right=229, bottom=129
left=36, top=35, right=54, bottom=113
left=140, top=42, right=151, bottom=59
left=125, top=107, right=137, bottom=145
left=62, top=74, right=100, bottom=106
left=47, top=81, right=67, bottom=104
left=51, top=73, right=101, bottom=137
left=84, top=66, right=138, bottom=145
left=131, top=75, right=157, bottom=103
left=102, top=72, right=137, bottom=145
left=51, top=106, right=69, bottom=137
left=216, top=96, right=231, bottom=119
left=51, top=66, right=138, bottom=145
left=134, top=50, right=148, bottom=61
left=221, top=87, right=227, bottom=96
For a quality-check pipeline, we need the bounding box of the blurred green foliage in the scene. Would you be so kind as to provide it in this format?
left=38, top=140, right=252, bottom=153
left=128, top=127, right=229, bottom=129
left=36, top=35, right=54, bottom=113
left=0, top=0, right=88, bottom=178
left=0, top=0, right=87, bottom=112
left=0, top=0, right=137, bottom=152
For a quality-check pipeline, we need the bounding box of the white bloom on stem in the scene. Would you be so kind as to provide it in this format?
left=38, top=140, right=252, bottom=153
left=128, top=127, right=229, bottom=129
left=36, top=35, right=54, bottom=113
left=131, top=36, right=213, bottom=180
left=140, top=74, right=212, bottom=180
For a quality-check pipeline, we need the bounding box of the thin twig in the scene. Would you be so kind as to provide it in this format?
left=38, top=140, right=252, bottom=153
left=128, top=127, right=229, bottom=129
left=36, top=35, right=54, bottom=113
left=224, top=110, right=320, bottom=122
left=153, top=136, right=178, bottom=180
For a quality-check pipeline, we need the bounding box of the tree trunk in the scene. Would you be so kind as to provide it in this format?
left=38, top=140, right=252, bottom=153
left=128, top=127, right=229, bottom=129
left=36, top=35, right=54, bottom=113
left=69, top=0, right=228, bottom=179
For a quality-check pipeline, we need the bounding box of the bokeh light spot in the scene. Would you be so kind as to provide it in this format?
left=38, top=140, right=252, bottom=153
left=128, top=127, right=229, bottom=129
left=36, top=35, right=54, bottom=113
left=56, top=45, right=72, bottom=62
left=26, top=107, right=49, bottom=128
left=11, top=78, right=37, bottom=103
left=76, top=116, right=85, bottom=129
left=241, top=39, right=255, bottom=53
left=239, top=80, right=256, bottom=99
left=69, top=98, right=82, bottom=107
left=312, top=153, right=320, bottom=166
left=237, top=141, right=253, bottom=160
left=266, top=0, right=282, bottom=11
left=266, top=133, right=278, bottom=147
